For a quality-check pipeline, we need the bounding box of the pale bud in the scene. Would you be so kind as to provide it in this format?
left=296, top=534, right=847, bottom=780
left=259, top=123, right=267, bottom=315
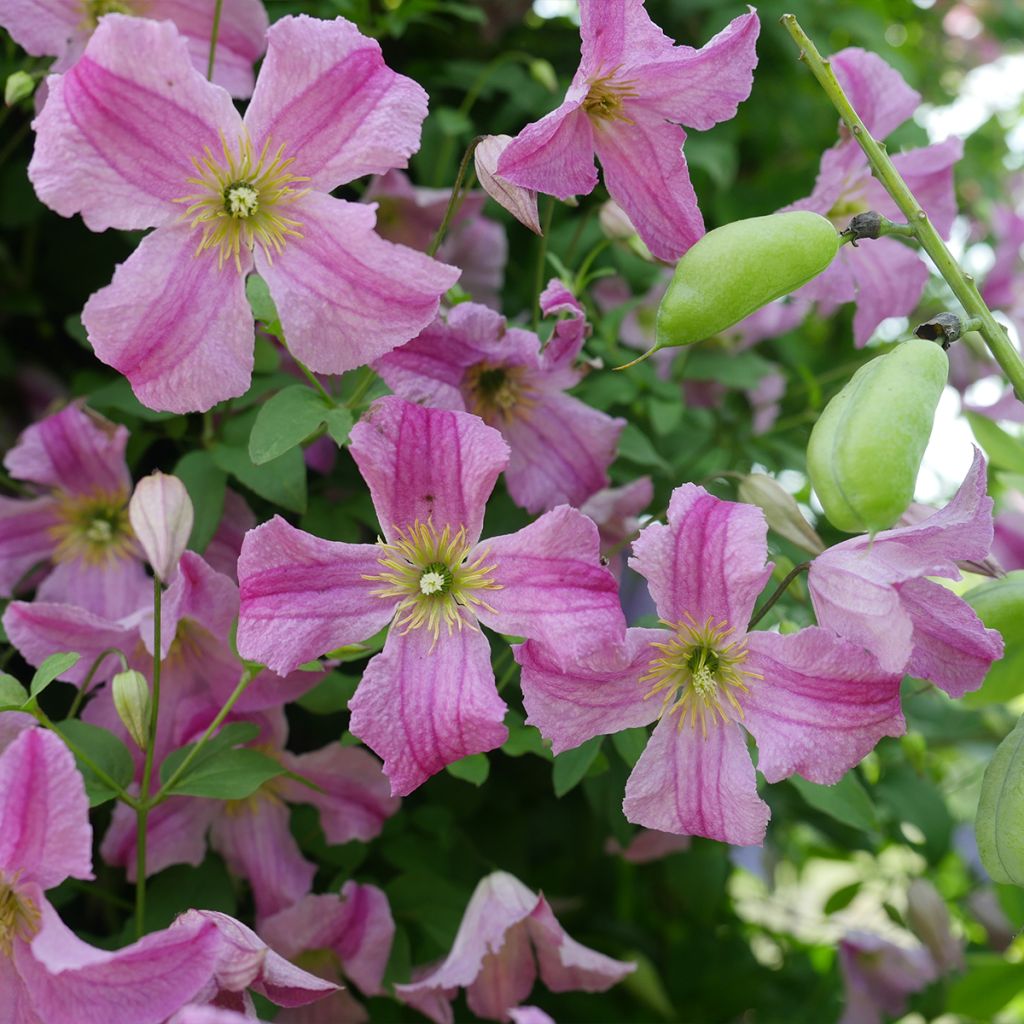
left=474, top=135, right=542, bottom=235
left=907, top=879, right=965, bottom=973
left=598, top=199, right=655, bottom=261
left=128, top=471, right=194, bottom=582
left=5, top=71, right=35, bottom=106
left=112, top=670, right=151, bottom=750
left=737, top=474, right=825, bottom=555
left=528, top=58, right=558, bottom=93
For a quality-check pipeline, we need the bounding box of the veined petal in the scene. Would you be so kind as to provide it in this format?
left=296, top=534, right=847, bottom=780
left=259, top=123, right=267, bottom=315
left=742, top=628, right=905, bottom=785
left=474, top=506, right=625, bottom=660
left=349, top=396, right=509, bottom=545
left=347, top=626, right=508, bottom=797
left=37, top=557, right=151, bottom=624
left=623, top=716, right=769, bottom=844
left=832, top=47, right=920, bottom=139
left=579, top=0, right=676, bottom=75
left=466, top=923, right=534, bottom=1021
left=0, top=729, right=92, bottom=888
left=100, top=798, right=214, bottom=881
left=257, top=194, right=459, bottom=376
left=0, top=495, right=60, bottom=596
left=244, top=14, right=428, bottom=190
left=236, top=516, right=394, bottom=674
left=29, top=15, right=243, bottom=231
left=82, top=224, right=255, bottom=414
left=516, top=628, right=662, bottom=754
left=0, top=0, right=80, bottom=58
left=629, top=485, right=772, bottom=631
left=883, top=137, right=963, bottom=238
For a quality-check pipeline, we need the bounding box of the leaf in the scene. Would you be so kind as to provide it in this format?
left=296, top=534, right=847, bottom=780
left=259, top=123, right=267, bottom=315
left=211, top=441, right=307, bottom=514
left=681, top=349, right=776, bottom=389
left=0, top=673, right=28, bottom=709
left=30, top=652, right=80, bottom=697
left=617, top=424, right=670, bottom=473
left=86, top=377, right=178, bottom=422
left=249, top=385, right=333, bottom=464
left=552, top=737, right=603, bottom=797
left=976, top=714, right=1024, bottom=885
left=963, top=571, right=1024, bottom=706
left=790, top=772, right=877, bottom=832
left=621, top=949, right=677, bottom=1021
left=445, top=753, right=490, bottom=786
left=246, top=274, right=279, bottom=326
left=611, top=728, right=648, bottom=768
left=324, top=407, right=354, bottom=447
left=163, top=748, right=284, bottom=799
left=948, top=953, right=1024, bottom=1019
left=58, top=719, right=134, bottom=807
left=296, top=672, right=359, bottom=715
left=174, top=450, right=227, bottom=553
left=966, top=412, right=1024, bottom=475
left=159, top=721, right=261, bottom=788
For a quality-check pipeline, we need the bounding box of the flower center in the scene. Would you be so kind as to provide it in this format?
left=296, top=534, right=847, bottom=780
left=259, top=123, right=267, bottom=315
left=583, top=69, right=638, bottom=124
left=176, top=132, right=310, bottom=272
left=463, top=363, right=533, bottom=424
left=51, top=491, right=134, bottom=566
left=82, top=0, right=134, bottom=29
left=640, top=614, right=762, bottom=736
left=0, top=876, right=40, bottom=957
left=364, top=520, right=501, bottom=647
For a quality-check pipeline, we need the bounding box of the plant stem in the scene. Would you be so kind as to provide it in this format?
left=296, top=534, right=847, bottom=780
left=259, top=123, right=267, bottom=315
left=532, top=196, right=556, bottom=331
left=67, top=647, right=129, bottom=719
left=345, top=366, right=378, bottom=410
left=428, top=137, right=481, bottom=258
left=206, top=0, right=223, bottom=81
left=291, top=356, right=337, bottom=406
left=781, top=14, right=1024, bottom=401
left=748, top=561, right=811, bottom=629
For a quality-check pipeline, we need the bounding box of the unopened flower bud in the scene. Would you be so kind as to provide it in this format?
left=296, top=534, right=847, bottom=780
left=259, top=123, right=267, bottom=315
left=737, top=474, right=825, bottom=555
left=906, top=879, right=965, bottom=973
left=528, top=58, right=558, bottom=93
left=129, top=472, right=194, bottom=582
left=474, top=135, right=542, bottom=235
left=598, top=200, right=655, bottom=261
left=112, top=670, right=151, bottom=750
left=5, top=71, right=35, bottom=106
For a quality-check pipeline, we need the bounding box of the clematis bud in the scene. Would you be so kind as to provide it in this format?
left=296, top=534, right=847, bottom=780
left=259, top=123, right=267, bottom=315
left=475, top=135, right=542, bottom=235
left=906, top=879, right=965, bottom=973
left=5, top=70, right=35, bottom=106
left=129, top=472, right=194, bottom=582
left=112, top=670, right=151, bottom=750
left=737, top=473, right=825, bottom=555
left=528, top=58, right=558, bottom=93
left=598, top=200, right=655, bottom=262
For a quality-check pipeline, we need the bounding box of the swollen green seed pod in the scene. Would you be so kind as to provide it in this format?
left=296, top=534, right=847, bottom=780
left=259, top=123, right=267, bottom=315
left=620, top=211, right=840, bottom=367
left=807, top=338, right=949, bottom=534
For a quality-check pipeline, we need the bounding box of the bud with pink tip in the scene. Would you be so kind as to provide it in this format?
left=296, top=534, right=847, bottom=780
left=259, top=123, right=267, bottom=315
left=128, top=472, right=194, bottom=583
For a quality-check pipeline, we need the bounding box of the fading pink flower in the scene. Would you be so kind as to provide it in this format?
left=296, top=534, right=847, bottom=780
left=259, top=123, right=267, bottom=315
left=474, top=135, right=541, bottom=236
left=808, top=449, right=1004, bottom=697
left=605, top=828, right=691, bottom=864
left=0, top=402, right=148, bottom=619
left=0, top=0, right=267, bottom=98
left=838, top=931, right=936, bottom=1024
left=497, top=2, right=759, bottom=262
left=29, top=15, right=458, bottom=413
left=395, top=871, right=634, bottom=1024
left=785, top=49, right=962, bottom=345
left=375, top=294, right=623, bottom=514
left=237, top=396, right=625, bottom=795
left=517, top=484, right=905, bottom=844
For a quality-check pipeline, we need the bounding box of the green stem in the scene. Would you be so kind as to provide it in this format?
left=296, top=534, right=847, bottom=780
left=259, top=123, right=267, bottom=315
left=428, top=136, right=481, bottom=258
left=345, top=366, right=378, bottom=409
left=531, top=197, right=556, bottom=331
left=67, top=647, right=129, bottom=719
left=206, top=0, right=224, bottom=81
left=781, top=14, right=1024, bottom=401
left=748, top=561, right=811, bottom=630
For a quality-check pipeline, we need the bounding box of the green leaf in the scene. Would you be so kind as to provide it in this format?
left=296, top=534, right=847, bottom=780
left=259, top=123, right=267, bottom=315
left=163, top=748, right=284, bottom=799
left=790, top=772, right=877, bottom=832
left=58, top=719, right=134, bottom=806
left=611, top=728, right=648, bottom=768
left=296, top=671, right=359, bottom=715
left=324, top=407, right=354, bottom=447
left=948, top=953, right=1024, bottom=1019
left=617, top=424, right=670, bottom=472
left=246, top=274, right=279, bottom=326
left=249, top=385, right=332, bottom=464
left=963, top=571, right=1024, bottom=706
left=977, top=714, right=1024, bottom=885
left=445, top=753, right=490, bottom=786
left=86, top=377, right=178, bottom=422
left=30, top=652, right=80, bottom=697
left=621, top=949, right=677, bottom=1021
left=967, top=412, right=1024, bottom=475
left=681, top=349, right=776, bottom=389
left=174, top=451, right=227, bottom=553
left=159, top=721, right=261, bottom=788
left=211, top=441, right=307, bottom=513
left=0, top=673, right=29, bottom=709
left=502, top=711, right=552, bottom=760
left=552, top=737, right=603, bottom=797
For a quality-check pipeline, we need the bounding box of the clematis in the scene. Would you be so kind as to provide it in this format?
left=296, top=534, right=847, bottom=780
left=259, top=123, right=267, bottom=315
left=0, top=0, right=267, bottom=98
left=375, top=284, right=624, bottom=514
left=0, top=402, right=148, bottom=619
left=496, top=2, right=759, bottom=261
left=807, top=449, right=1004, bottom=697
left=395, top=871, right=634, bottom=1024
left=993, top=490, right=1024, bottom=571
left=837, top=931, right=936, bottom=1024
left=784, top=48, right=962, bottom=345
left=0, top=727, right=223, bottom=1024
left=29, top=14, right=458, bottom=413
left=236, top=395, right=625, bottom=795
left=516, top=484, right=905, bottom=844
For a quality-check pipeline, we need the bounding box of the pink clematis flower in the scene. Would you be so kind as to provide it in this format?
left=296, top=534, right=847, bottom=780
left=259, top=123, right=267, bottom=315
left=808, top=449, right=1004, bottom=697
left=0, top=0, right=267, bottom=98
left=516, top=484, right=905, bottom=844
left=0, top=402, right=149, bottom=619
left=0, top=727, right=223, bottom=1024
left=395, top=871, right=634, bottom=1024
left=785, top=48, right=962, bottom=345
left=375, top=288, right=624, bottom=514
left=496, top=2, right=759, bottom=262
left=29, top=15, right=459, bottom=413
left=837, top=931, right=937, bottom=1024
left=236, top=395, right=626, bottom=795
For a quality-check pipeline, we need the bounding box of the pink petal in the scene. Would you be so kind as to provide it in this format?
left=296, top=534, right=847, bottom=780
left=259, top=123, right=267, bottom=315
left=516, top=628, right=663, bottom=755
left=36, top=557, right=151, bottom=623
left=832, top=48, right=920, bottom=139
left=0, top=713, right=35, bottom=755
left=29, top=15, right=242, bottom=231
left=847, top=236, right=930, bottom=345
left=629, top=485, right=772, bottom=632
left=474, top=134, right=542, bottom=235
left=244, top=14, right=427, bottom=191
left=348, top=396, right=509, bottom=545
left=593, top=114, right=703, bottom=262
left=887, top=137, right=963, bottom=237
left=741, top=628, right=905, bottom=785
left=278, top=744, right=399, bottom=845
left=159, top=550, right=239, bottom=658
left=0, top=495, right=60, bottom=595
left=579, top=477, right=654, bottom=551
left=347, top=625, right=508, bottom=797
left=374, top=319, right=473, bottom=412
left=578, top=0, right=676, bottom=73
left=236, top=516, right=393, bottom=675
left=257, top=193, right=459, bottom=376
left=0, top=728, right=92, bottom=888
left=510, top=1007, right=556, bottom=1024
left=497, top=100, right=598, bottom=200
left=466, top=920, right=535, bottom=1020
left=473, top=505, right=626, bottom=660
left=622, top=716, right=769, bottom=844
left=100, top=797, right=215, bottom=880
left=82, top=224, right=255, bottom=414
left=5, top=403, right=130, bottom=496
left=0, top=951, right=36, bottom=1024
left=203, top=489, right=255, bottom=582
left=0, top=0, right=79, bottom=57
left=169, top=1007, right=252, bottom=1024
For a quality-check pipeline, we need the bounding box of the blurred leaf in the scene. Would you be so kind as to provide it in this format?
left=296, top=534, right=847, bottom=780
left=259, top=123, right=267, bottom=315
left=30, top=652, right=79, bottom=697
left=977, top=714, right=1024, bottom=885
left=445, top=753, right=490, bottom=786
left=967, top=413, right=1024, bottom=475
left=553, top=737, right=603, bottom=797
left=174, top=450, right=227, bottom=553
left=211, top=441, right=307, bottom=514
left=58, top=719, right=134, bottom=807
left=296, top=671, right=359, bottom=715
left=790, top=773, right=878, bottom=832
left=611, top=728, right=648, bottom=768
left=0, top=673, right=28, bottom=709
left=948, top=953, right=1024, bottom=1019
left=618, top=424, right=670, bottom=472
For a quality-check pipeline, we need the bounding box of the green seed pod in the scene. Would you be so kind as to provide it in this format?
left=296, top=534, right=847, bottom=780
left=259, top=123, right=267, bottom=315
left=621, top=211, right=839, bottom=365
left=963, top=570, right=1024, bottom=706
left=807, top=338, right=949, bottom=534
left=976, top=712, right=1024, bottom=885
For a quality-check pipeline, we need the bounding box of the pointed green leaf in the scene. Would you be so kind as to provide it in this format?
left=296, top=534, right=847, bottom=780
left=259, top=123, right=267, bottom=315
left=58, top=719, right=134, bottom=806
left=0, top=673, right=29, bottom=709
left=790, top=772, right=877, bottom=832
left=211, top=441, right=307, bottom=513
left=552, top=736, right=603, bottom=797
left=445, top=753, right=490, bottom=786
left=30, top=652, right=80, bottom=697
left=249, top=385, right=332, bottom=464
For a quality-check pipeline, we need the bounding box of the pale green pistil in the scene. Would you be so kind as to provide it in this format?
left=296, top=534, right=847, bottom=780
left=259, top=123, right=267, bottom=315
left=225, top=183, right=260, bottom=218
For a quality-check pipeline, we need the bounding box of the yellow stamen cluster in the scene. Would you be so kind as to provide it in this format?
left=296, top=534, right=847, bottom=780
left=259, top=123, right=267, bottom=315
left=826, top=185, right=870, bottom=231
left=463, top=363, right=534, bottom=425
left=176, top=133, right=310, bottom=271
left=82, top=0, right=134, bottom=29
left=50, top=490, right=134, bottom=566
left=640, top=614, right=762, bottom=737
left=364, top=520, right=501, bottom=648
left=583, top=68, right=639, bottom=124
left=0, top=876, right=40, bottom=957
